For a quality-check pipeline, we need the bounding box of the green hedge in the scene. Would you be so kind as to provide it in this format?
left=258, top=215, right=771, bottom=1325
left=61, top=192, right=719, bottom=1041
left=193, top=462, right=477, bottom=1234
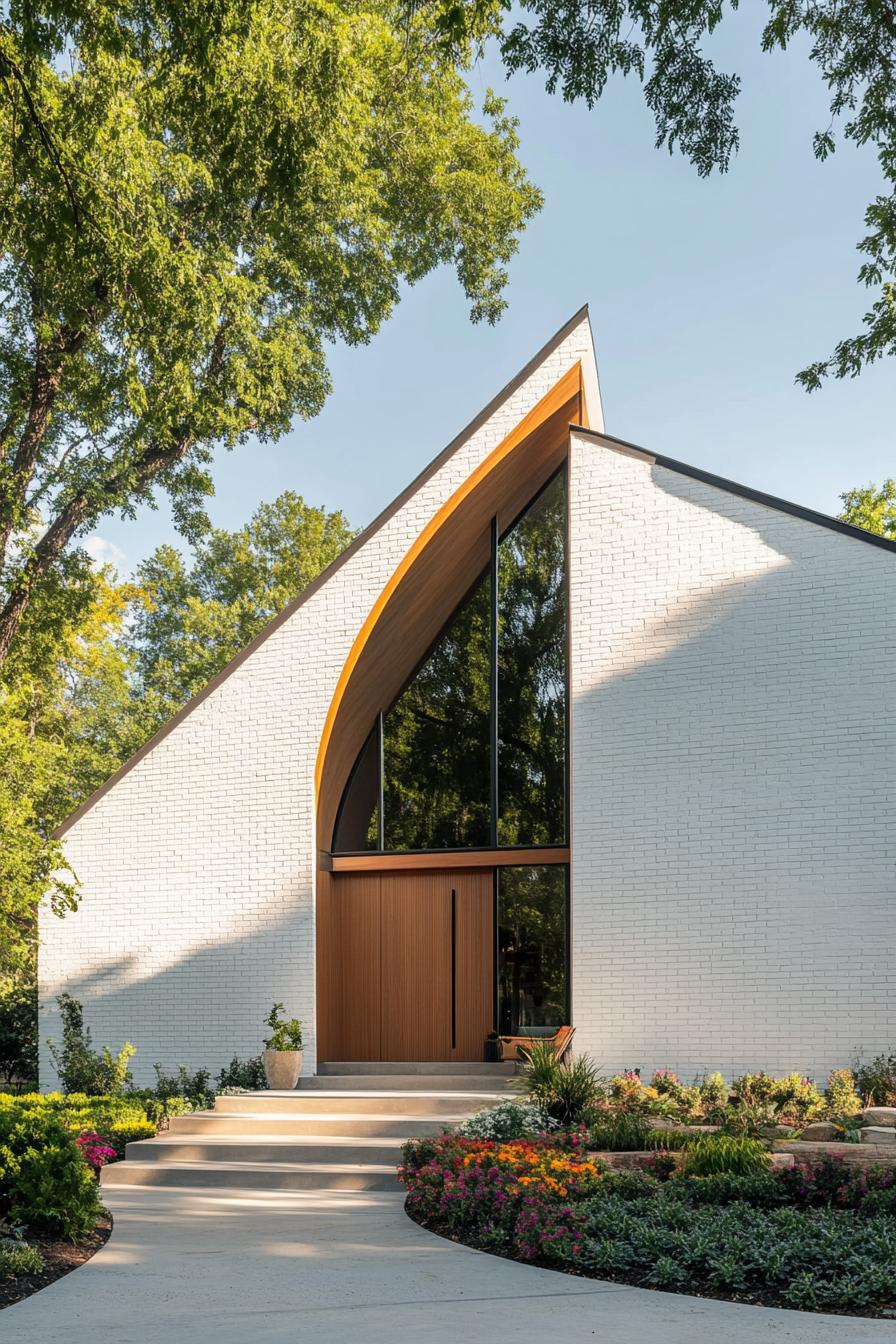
left=0, top=1105, right=101, bottom=1240
left=1, top=1092, right=187, bottom=1155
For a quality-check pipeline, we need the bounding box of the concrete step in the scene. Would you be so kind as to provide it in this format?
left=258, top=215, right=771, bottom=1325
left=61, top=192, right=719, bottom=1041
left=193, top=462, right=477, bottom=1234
left=213, top=1091, right=504, bottom=1116
left=318, top=1061, right=516, bottom=1077
left=300, top=1074, right=519, bottom=1092
left=100, top=1159, right=400, bottom=1192
left=169, top=1112, right=459, bottom=1138
left=125, top=1136, right=407, bottom=1165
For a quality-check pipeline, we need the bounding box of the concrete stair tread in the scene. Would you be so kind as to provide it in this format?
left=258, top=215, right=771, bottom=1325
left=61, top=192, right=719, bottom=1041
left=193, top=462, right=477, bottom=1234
left=183, top=1111, right=463, bottom=1122
left=138, top=1135, right=408, bottom=1148
left=250, top=1089, right=509, bottom=1098
left=113, top=1158, right=398, bottom=1173
left=319, top=1061, right=516, bottom=1074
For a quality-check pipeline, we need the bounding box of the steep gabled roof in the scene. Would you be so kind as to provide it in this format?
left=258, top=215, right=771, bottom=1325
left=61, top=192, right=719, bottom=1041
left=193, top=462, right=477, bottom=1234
left=56, top=305, right=599, bottom=838
left=571, top=424, right=896, bottom=555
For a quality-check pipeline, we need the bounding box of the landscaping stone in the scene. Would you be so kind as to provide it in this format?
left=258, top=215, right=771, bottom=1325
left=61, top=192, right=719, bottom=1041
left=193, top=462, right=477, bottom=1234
left=779, top=1139, right=896, bottom=1169
left=590, top=1150, right=795, bottom=1172
left=799, top=1122, right=841, bottom=1142
left=861, top=1107, right=896, bottom=1128
left=759, top=1125, right=795, bottom=1139
left=860, top=1126, right=896, bottom=1145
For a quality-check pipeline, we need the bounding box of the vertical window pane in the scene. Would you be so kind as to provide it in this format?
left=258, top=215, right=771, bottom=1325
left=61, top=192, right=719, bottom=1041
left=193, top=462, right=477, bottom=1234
left=497, top=866, right=568, bottom=1035
left=382, top=573, right=491, bottom=850
left=497, top=470, right=567, bottom=845
left=332, top=723, right=379, bottom=851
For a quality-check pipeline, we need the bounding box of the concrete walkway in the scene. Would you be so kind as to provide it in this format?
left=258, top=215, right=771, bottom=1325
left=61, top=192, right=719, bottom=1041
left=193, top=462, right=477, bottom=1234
left=6, top=1185, right=896, bottom=1343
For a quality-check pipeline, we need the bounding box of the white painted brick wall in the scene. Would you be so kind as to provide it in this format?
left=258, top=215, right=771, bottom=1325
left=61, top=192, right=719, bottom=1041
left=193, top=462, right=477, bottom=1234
left=569, top=431, right=896, bottom=1084
left=39, top=319, right=596, bottom=1087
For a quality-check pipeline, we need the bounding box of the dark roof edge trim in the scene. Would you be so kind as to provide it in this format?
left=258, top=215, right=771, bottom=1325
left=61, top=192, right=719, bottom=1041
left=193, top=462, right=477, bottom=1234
left=570, top=424, right=896, bottom=556
left=54, top=305, right=591, bottom=840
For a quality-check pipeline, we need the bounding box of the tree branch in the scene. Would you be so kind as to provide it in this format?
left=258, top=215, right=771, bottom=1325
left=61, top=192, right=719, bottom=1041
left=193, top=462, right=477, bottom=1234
left=0, top=427, right=195, bottom=667
left=0, top=323, right=87, bottom=569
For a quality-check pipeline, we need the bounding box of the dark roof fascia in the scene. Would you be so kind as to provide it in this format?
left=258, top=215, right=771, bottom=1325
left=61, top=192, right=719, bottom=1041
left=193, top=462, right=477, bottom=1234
left=570, top=424, right=896, bottom=557
left=54, top=305, right=591, bottom=839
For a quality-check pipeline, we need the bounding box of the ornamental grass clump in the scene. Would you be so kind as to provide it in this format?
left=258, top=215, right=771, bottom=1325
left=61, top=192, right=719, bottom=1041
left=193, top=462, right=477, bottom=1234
left=679, top=1134, right=770, bottom=1178
left=519, top=1043, right=606, bottom=1126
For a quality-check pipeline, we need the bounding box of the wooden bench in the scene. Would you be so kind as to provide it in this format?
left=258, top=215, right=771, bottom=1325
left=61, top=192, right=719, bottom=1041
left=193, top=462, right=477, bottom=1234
left=498, top=1025, right=575, bottom=1065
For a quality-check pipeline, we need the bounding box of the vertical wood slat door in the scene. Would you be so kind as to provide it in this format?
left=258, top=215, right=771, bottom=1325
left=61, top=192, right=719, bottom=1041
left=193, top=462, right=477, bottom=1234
left=318, top=868, right=494, bottom=1061
left=380, top=872, right=452, bottom=1061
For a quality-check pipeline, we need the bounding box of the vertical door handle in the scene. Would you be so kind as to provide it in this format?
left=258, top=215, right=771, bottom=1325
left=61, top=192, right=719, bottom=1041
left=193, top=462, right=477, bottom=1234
left=450, top=888, right=457, bottom=1051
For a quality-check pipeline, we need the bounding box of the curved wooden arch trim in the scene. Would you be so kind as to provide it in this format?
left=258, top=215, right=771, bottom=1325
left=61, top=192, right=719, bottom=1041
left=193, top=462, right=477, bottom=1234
left=314, top=360, right=585, bottom=803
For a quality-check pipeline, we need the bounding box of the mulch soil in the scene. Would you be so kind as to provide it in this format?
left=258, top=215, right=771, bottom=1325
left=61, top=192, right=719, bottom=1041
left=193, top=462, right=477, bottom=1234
left=0, top=1213, right=112, bottom=1310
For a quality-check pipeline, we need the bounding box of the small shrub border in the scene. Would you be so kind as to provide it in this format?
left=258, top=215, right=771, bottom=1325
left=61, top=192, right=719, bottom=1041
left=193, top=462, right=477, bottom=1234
left=400, top=1136, right=896, bottom=1316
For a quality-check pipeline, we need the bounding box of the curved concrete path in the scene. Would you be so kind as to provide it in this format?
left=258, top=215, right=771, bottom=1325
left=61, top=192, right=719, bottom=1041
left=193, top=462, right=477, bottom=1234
left=5, top=1185, right=896, bottom=1343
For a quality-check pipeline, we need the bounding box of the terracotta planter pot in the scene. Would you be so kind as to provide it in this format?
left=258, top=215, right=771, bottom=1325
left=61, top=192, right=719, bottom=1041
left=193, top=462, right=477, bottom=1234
left=262, top=1048, right=302, bottom=1090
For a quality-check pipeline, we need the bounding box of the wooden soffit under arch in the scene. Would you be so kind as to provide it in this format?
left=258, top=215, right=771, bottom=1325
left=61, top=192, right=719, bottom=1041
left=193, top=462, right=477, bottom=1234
left=316, top=362, right=586, bottom=852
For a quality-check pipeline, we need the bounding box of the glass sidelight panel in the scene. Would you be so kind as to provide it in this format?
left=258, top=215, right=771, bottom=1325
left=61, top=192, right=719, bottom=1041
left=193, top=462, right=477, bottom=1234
left=381, top=572, right=491, bottom=850
left=332, top=722, right=379, bottom=852
left=497, top=470, right=567, bottom=845
left=497, top=865, right=568, bottom=1035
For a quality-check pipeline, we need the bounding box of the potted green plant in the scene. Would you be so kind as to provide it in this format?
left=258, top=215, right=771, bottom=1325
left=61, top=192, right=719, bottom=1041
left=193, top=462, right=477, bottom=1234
left=261, top=1003, right=303, bottom=1089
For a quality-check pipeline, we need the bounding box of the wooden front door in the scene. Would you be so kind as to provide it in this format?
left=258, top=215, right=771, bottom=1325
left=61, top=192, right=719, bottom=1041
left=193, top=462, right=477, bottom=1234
left=318, top=869, right=493, bottom=1062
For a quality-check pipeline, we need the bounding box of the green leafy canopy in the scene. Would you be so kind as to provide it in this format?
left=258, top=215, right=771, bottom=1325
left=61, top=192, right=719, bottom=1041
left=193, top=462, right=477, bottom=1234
left=0, top=0, right=541, bottom=667
left=418, top=0, right=896, bottom=389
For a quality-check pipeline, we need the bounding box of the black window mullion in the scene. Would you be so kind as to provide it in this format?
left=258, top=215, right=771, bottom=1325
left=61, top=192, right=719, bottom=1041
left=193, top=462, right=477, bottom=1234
left=489, top=514, right=499, bottom=849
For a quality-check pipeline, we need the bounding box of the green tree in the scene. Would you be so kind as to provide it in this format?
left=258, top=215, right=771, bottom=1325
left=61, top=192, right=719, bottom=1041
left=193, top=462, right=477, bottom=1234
left=131, top=491, right=355, bottom=730
left=0, top=564, right=137, bottom=985
left=421, top=0, right=896, bottom=387
left=839, top=479, right=896, bottom=541
left=0, top=489, right=353, bottom=990
left=0, top=0, right=540, bottom=668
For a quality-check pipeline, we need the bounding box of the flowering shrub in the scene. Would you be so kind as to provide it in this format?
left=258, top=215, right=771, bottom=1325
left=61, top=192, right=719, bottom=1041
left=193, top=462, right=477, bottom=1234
left=74, top=1130, right=118, bottom=1173
left=399, top=1135, right=601, bottom=1262
left=730, top=1072, right=826, bottom=1125
left=825, top=1068, right=863, bottom=1117
left=455, top=1100, right=552, bottom=1142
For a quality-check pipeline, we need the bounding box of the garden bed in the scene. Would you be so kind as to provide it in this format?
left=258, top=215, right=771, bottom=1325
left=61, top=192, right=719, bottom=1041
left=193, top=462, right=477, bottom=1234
left=400, top=1136, right=896, bottom=1317
left=0, top=1214, right=112, bottom=1310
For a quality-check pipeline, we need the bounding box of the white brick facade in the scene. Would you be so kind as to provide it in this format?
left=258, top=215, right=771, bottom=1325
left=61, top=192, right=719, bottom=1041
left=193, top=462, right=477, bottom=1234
left=569, top=431, right=896, bottom=1082
left=40, top=314, right=896, bottom=1091
left=39, top=315, right=598, bottom=1087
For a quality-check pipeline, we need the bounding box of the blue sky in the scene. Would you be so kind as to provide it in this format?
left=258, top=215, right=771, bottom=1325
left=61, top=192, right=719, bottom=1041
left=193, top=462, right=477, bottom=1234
left=92, top=11, right=893, bottom=574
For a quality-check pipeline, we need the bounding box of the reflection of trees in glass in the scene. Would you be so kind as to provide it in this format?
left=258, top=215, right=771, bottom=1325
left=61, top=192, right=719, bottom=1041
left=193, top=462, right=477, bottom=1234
left=382, top=574, right=490, bottom=850
left=498, top=866, right=567, bottom=1034
left=498, top=471, right=566, bottom=845
left=332, top=467, right=568, bottom=854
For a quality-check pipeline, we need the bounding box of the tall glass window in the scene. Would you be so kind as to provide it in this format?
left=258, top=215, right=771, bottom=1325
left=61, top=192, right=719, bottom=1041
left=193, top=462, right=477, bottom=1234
left=331, top=467, right=568, bottom=854
left=497, top=471, right=567, bottom=845
left=381, top=573, right=491, bottom=850
left=497, top=865, right=568, bottom=1034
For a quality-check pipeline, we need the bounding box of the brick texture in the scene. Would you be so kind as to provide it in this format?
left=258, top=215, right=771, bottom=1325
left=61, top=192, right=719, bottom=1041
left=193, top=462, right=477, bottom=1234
left=568, top=432, right=896, bottom=1083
